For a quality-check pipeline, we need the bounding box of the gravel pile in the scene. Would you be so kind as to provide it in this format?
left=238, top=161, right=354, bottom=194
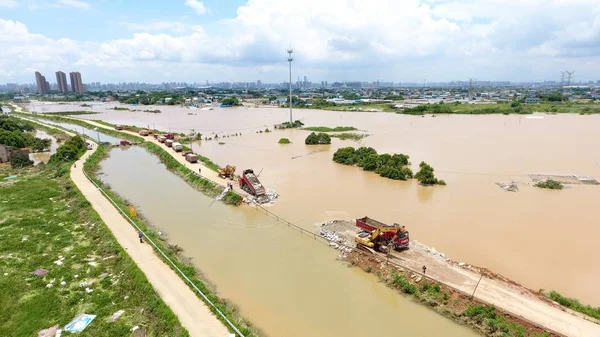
left=243, top=189, right=279, bottom=205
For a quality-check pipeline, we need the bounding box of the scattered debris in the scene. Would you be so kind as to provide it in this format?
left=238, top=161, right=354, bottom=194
left=108, top=310, right=125, bottom=322
left=46, top=284, right=53, bottom=288
left=37, top=325, right=59, bottom=337
left=33, top=269, right=49, bottom=276
left=64, top=314, right=96, bottom=333
left=529, top=173, right=599, bottom=185
left=60, top=281, right=66, bottom=286
left=132, top=326, right=139, bottom=331
left=495, top=181, right=519, bottom=192
left=85, top=287, right=94, bottom=293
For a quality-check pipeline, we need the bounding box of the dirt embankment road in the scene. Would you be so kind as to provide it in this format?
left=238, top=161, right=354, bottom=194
left=323, top=220, right=600, bottom=337
left=20, top=116, right=232, bottom=337
left=65, top=117, right=249, bottom=198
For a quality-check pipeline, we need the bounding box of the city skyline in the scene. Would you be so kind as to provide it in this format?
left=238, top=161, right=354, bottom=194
left=1, top=0, right=599, bottom=83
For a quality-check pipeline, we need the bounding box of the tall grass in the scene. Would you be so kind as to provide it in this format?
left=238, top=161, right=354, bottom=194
left=302, top=126, right=357, bottom=132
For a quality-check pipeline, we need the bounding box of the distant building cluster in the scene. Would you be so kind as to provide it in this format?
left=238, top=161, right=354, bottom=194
left=33, top=70, right=86, bottom=94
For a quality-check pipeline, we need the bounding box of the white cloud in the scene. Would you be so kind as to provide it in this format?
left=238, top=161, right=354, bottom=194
left=55, top=0, right=92, bottom=9
left=0, top=0, right=18, bottom=8
left=2, top=0, right=600, bottom=83
left=185, top=0, right=208, bottom=15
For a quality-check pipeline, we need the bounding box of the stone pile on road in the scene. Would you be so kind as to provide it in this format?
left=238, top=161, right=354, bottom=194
left=243, top=189, right=279, bottom=205
left=319, top=225, right=353, bottom=256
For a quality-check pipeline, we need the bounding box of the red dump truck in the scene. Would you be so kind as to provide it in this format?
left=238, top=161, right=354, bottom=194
left=119, top=140, right=131, bottom=146
left=355, top=216, right=410, bottom=250
left=239, top=169, right=266, bottom=196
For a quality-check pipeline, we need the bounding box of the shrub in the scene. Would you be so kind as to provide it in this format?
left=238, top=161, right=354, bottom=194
left=534, top=179, right=563, bottom=190
left=391, top=272, right=417, bottom=294
left=10, top=153, right=34, bottom=168
left=332, top=147, right=356, bottom=165
left=305, top=132, right=331, bottom=145
left=278, top=138, right=291, bottom=144
left=415, top=161, right=444, bottom=185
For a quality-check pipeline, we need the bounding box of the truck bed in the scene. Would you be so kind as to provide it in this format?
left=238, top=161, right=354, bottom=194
left=244, top=172, right=265, bottom=195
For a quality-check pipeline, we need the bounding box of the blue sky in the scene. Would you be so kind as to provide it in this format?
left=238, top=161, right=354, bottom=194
left=1, top=0, right=599, bottom=83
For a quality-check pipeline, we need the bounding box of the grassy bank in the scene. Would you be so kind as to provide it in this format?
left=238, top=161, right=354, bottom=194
left=142, top=143, right=241, bottom=205
left=399, top=102, right=600, bottom=115
left=42, top=111, right=98, bottom=116
left=542, top=290, right=600, bottom=320
left=302, top=126, right=357, bottom=132
left=0, top=164, right=188, bottom=337
left=347, top=252, right=553, bottom=337
left=83, top=145, right=255, bottom=335
left=17, top=113, right=143, bottom=143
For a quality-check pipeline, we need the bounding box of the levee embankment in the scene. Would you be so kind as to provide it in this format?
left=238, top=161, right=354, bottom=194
left=321, top=220, right=600, bottom=337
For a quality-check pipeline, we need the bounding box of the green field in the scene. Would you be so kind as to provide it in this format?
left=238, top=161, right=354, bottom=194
left=0, top=166, right=187, bottom=337
left=302, top=126, right=357, bottom=132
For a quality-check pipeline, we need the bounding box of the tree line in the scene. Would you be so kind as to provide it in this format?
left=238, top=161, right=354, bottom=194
left=332, top=146, right=445, bottom=185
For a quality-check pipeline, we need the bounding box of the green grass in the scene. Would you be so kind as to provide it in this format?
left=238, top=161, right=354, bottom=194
left=399, top=101, right=600, bottom=115
left=302, top=126, right=357, bottom=132
left=0, top=165, right=188, bottom=337
left=329, top=133, right=367, bottom=141
left=83, top=146, right=256, bottom=335
left=534, top=179, right=564, bottom=190
left=543, top=290, right=600, bottom=320
left=278, top=138, right=291, bottom=144
left=44, top=111, right=98, bottom=116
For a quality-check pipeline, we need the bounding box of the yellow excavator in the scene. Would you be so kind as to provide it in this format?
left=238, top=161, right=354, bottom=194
left=354, top=218, right=409, bottom=254
left=217, top=165, right=236, bottom=179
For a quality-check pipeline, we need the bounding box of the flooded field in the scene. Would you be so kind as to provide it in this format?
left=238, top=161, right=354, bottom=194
left=100, top=146, right=477, bottom=337
left=35, top=102, right=600, bottom=306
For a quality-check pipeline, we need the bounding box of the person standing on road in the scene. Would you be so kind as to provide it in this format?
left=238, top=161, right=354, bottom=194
left=422, top=265, right=427, bottom=274
left=138, top=231, right=144, bottom=243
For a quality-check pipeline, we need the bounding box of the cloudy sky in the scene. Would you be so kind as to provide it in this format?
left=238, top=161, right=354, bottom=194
left=1, top=0, right=599, bottom=84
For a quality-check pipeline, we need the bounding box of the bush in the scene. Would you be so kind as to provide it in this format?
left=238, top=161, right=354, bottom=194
left=332, top=147, right=356, bottom=165
left=305, top=132, right=331, bottom=145
left=415, top=161, right=444, bottom=185
left=10, top=153, right=34, bottom=168
left=278, top=138, right=291, bottom=144
left=534, top=179, right=563, bottom=190
left=49, top=135, right=87, bottom=164
left=332, top=146, right=413, bottom=181
left=279, top=120, right=304, bottom=128
left=391, top=272, right=417, bottom=294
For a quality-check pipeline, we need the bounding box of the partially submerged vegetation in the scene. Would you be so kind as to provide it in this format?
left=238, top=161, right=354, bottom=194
left=415, top=161, right=446, bottom=185
left=542, top=290, right=600, bottom=320
left=276, top=120, right=304, bottom=129
left=42, top=111, right=97, bottom=116
left=333, top=147, right=414, bottom=181
left=305, top=132, right=331, bottom=145
left=534, top=179, right=564, bottom=190
left=278, top=138, right=291, bottom=144
left=399, top=101, right=600, bottom=115
left=347, top=251, right=553, bottom=337
left=84, top=145, right=256, bottom=336
left=330, top=133, right=367, bottom=141
left=0, top=152, right=188, bottom=337
left=0, top=116, right=52, bottom=152
left=143, top=109, right=161, bottom=113
left=302, top=126, right=357, bottom=132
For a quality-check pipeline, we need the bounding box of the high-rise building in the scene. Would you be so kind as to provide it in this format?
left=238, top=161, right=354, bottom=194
left=69, top=71, right=85, bottom=93
left=55, top=71, right=68, bottom=93
left=34, top=71, right=50, bottom=94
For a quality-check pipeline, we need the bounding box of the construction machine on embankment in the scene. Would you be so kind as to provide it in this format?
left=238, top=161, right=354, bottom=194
left=354, top=216, right=409, bottom=254
left=218, top=165, right=236, bottom=179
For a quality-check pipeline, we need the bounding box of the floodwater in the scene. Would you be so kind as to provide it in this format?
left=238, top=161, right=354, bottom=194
left=37, top=102, right=600, bottom=306
left=100, top=146, right=477, bottom=337
left=29, top=130, right=58, bottom=164
left=39, top=120, right=120, bottom=144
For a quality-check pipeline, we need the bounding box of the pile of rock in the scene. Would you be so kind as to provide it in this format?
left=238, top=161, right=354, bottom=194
left=243, top=189, right=279, bottom=205
left=319, top=226, right=353, bottom=256
left=411, top=240, right=448, bottom=262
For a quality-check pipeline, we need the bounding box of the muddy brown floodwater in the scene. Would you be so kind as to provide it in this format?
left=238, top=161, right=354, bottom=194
left=100, top=146, right=477, bottom=337
left=39, top=102, right=600, bottom=307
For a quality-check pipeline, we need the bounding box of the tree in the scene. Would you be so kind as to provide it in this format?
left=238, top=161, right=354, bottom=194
left=10, top=153, right=33, bottom=168
left=333, top=147, right=356, bottom=165
left=361, top=153, right=379, bottom=171
left=221, top=97, right=240, bottom=106
left=305, top=132, right=331, bottom=145
left=415, top=161, right=443, bottom=185
left=31, top=138, right=52, bottom=152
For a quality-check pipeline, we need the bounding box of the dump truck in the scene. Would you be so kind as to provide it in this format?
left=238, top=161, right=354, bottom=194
left=354, top=216, right=409, bottom=253
left=119, top=140, right=131, bottom=146
left=172, top=142, right=183, bottom=152
left=165, top=139, right=174, bottom=147
left=239, top=169, right=266, bottom=196
left=115, top=125, right=123, bottom=130
left=218, top=165, right=236, bottom=179
left=185, top=153, right=198, bottom=163
left=158, top=135, right=166, bottom=143
left=139, top=129, right=150, bottom=136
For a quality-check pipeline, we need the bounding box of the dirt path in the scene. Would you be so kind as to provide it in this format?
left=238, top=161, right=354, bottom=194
left=20, top=116, right=233, bottom=337
left=323, top=220, right=600, bottom=337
